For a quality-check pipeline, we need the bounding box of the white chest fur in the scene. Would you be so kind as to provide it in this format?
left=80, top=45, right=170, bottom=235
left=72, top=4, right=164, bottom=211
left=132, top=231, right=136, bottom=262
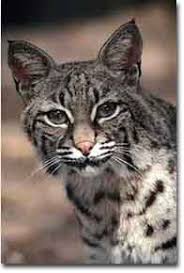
left=113, top=160, right=177, bottom=264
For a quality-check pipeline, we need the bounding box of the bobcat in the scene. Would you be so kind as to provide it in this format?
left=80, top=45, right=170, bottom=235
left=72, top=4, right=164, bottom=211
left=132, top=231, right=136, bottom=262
left=8, top=19, right=177, bottom=264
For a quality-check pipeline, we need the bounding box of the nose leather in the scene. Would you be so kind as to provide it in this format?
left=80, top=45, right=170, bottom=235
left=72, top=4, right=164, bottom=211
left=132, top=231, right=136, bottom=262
left=76, top=141, right=94, bottom=156
left=73, top=122, right=95, bottom=155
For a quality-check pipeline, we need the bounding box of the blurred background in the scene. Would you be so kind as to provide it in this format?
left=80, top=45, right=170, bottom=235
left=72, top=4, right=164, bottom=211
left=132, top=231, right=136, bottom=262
left=1, top=0, right=177, bottom=265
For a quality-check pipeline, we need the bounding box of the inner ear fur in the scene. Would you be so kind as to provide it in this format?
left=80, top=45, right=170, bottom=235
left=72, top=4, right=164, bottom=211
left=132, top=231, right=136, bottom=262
left=8, top=40, right=55, bottom=103
left=98, top=19, right=143, bottom=72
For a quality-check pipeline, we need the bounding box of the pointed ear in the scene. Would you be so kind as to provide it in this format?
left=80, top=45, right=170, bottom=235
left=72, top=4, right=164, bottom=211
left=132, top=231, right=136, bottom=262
left=98, top=19, right=143, bottom=72
left=8, top=40, right=55, bottom=103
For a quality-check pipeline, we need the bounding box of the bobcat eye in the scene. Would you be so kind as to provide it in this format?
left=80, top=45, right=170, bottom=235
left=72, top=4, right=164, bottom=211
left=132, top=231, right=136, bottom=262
left=97, top=102, right=118, bottom=118
left=45, top=110, right=68, bottom=126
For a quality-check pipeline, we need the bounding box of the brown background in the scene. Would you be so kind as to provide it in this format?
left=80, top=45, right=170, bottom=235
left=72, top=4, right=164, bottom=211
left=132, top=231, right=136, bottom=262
left=1, top=2, right=177, bottom=264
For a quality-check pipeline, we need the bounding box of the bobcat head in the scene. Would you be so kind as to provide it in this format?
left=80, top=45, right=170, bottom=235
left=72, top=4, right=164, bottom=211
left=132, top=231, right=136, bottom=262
left=8, top=20, right=172, bottom=178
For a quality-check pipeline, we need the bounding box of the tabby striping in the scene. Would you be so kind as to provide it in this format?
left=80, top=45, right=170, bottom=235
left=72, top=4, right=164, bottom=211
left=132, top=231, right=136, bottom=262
left=8, top=19, right=176, bottom=264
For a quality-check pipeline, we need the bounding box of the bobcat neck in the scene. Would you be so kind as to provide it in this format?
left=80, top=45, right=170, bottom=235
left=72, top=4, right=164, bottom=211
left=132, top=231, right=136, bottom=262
left=64, top=148, right=176, bottom=264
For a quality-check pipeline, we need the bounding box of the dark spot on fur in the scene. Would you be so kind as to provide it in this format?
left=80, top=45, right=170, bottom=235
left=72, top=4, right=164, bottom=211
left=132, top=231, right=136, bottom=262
left=107, top=191, right=121, bottom=202
left=106, top=167, right=113, bottom=174
left=162, top=220, right=170, bottom=230
left=40, top=135, right=48, bottom=157
left=145, top=224, right=154, bottom=236
left=126, top=194, right=135, bottom=201
left=145, top=193, right=156, bottom=208
left=156, top=180, right=164, bottom=193
left=93, top=191, right=105, bottom=204
left=93, top=88, right=100, bottom=103
left=111, top=215, right=119, bottom=227
left=155, top=236, right=176, bottom=251
left=145, top=180, right=164, bottom=209
left=150, top=140, right=159, bottom=148
left=93, top=190, right=120, bottom=204
left=81, top=236, right=99, bottom=248
left=127, top=244, right=133, bottom=252
left=132, top=127, right=139, bottom=143
left=127, top=212, right=133, bottom=218
left=167, top=159, right=176, bottom=174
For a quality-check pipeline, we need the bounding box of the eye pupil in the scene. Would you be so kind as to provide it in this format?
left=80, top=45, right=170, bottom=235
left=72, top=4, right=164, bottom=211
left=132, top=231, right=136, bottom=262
left=97, top=102, right=117, bottom=118
left=47, top=110, right=67, bottom=124
left=48, top=110, right=61, bottom=119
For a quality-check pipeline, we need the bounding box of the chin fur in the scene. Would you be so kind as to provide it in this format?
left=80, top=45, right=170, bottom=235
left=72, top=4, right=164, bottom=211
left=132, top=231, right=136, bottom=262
left=76, top=165, right=104, bottom=177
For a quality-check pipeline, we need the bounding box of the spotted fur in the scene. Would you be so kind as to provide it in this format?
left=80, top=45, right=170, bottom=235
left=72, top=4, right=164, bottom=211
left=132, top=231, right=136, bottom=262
left=8, top=20, right=176, bottom=264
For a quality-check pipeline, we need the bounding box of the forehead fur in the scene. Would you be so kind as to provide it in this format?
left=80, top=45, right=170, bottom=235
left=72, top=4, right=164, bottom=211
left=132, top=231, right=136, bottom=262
left=42, top=61, right=130, bottom=108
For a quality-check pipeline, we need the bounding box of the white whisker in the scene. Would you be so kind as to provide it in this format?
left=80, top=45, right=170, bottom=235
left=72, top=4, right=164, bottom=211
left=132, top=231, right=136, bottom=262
left=114, top=151, right=131, bottom=156
left=44, top=134, right=54, bottom=141
left=27, top=156, right=60, bottom=180
left=115, top=142, right=130, bottom=144
left=50, top=163, right=62, bottom=176
left=112, top=155, right=143, bottom=177
left=116, top=143, right=144, bottom=150
left=115, top=147, right=130, bottom=152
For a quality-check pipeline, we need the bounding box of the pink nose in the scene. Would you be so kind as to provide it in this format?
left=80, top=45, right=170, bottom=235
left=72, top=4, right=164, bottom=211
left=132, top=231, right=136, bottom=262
left=76, top=141, right=94, bottom=156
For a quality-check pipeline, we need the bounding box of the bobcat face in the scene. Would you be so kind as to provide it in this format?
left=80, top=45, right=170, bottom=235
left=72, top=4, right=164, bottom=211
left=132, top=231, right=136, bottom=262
left=20, top=68, right=139, bottom=177
left=8, top=20, right=172, bottom=177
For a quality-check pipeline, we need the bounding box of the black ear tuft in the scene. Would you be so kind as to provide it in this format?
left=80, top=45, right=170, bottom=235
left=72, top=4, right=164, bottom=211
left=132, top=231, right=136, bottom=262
left=98, top=20, right=143, bottom=72
left=130, top=18, right=136, bottom=24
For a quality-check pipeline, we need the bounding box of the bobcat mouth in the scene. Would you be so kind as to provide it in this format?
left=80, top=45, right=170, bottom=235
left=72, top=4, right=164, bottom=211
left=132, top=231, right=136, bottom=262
left=63, top=156, right=111, bottom=169
left=66, top=157, right=111, bottom=177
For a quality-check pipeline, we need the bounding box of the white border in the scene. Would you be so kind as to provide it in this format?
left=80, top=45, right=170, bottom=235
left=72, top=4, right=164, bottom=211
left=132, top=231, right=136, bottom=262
left=1, top=1, right=183, bottom=273
left=177, top=1, right=184, bottom=273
